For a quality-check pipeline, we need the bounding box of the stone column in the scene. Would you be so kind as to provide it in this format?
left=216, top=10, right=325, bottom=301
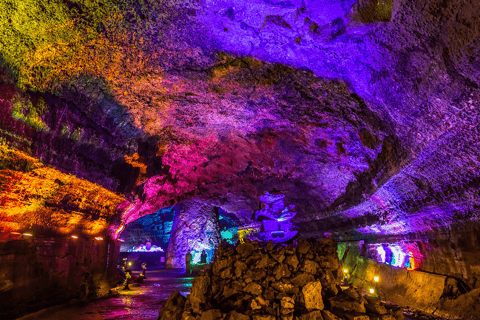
left=166, top=200, right=221, bottom=268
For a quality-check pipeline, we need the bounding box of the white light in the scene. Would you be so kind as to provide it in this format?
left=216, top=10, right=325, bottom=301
left=23, top=233, right=33, bottom=237
left=71, top=235, right=78, bottom=239
left=128, top=262, right=132, bottom=266
left=95, top=237, right=103, bottom=240
left=343, top=269, right=348, bottom=273
left=369, top=288, right=375, bottom=294
left=374, top=276, right=379, bottom=282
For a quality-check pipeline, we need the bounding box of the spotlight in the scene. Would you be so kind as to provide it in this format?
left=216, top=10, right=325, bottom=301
left=343, top=269, right=348, bottom=273
left=369, top=288, right=375, bottom=294
left=374, top=276, right=379, bottom=282
left=128, top=262, right=132, bottom=266
left=23, top=233, right=33, bottom=237
left=71, top=235, right=78, bottom=239
left=95, top=237, right=103, bottom=240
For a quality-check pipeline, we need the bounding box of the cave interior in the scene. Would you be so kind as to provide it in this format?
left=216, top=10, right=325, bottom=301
left=0, top=0, right=480, bottom=319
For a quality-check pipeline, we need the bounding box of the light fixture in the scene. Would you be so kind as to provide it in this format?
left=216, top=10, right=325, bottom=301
left=71, top=235, right=78, bottom=239
left=23, top=233, right=33, bottom=237
left=95, top=237, right=103, bottom=240
left=369, top=288, right=375, bottom=294
left=11, top=232, right=20, bottom=235
left=128, top=262, right=132, bottom=266
left=118, top=239, right=125, bottom=242
left=343, top=269, right=348, bottom=273
left=374, top=276, right=379, bottom=282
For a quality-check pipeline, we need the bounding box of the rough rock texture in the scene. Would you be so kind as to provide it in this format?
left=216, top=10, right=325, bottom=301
left=340, top=240, right=480, bottom=319
left=159, top=239, right=404, bottom=320
left=166, top=200, right=221, bottom=268
left=0, top=0, right=480, bottom=316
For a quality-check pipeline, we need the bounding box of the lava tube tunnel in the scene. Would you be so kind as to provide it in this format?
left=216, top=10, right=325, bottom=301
left=1, top=0, right=480, bottom=319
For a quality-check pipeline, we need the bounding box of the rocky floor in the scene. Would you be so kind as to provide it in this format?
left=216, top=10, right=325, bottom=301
left=17, top=268, right=450, bottom=320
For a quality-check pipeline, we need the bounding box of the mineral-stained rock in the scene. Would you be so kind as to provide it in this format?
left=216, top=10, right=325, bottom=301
left=291, top=273, right=315, bottom=287
left=244, top=282, right=263, bottom=296
left=297, top=241, right=312, bottom=254
left=285, top=254, right=300, bottom=270
left=272, top=281, right=298, bottom=294
left=302, top=260, right=319, bottom=275
left=274, top=263, right=292, bottom=280
left=220, top=267, right=232, bottom=279
left=299, top=310, right=324, bottom=320
left=365, top=300, right=388, bottom=315
left=237, top=242, right=255, bottom=258
left=389, top=308, right=405, bottom=320
left=246, top=253, right=263, bottom=265
left=253, top=315, right=276, bottom=320
left=235, top=260, right=248, bottom=277
left=190, top=276, right=211, bottom=314
left=227, top=311, right=250, bottom=320
left=158, top=291, right=185, bottom=320
left=181, top=311, right=196, bottom=320
left=368, top=314, right=394, bottom=320
left=199, top=309, right=223, bottom=320
left=303, top=281, right=324, bottom=311
left=321, top=310, right=342, bottom=320
left=280, top=296, right=295, bottom=314
left=344, top=314, right=370, bottom=320
left=271, top=253, right=286, bottom=264
left=223, top=285, right=239, bottom=299
left=329, top=295, right=366, bottom=314
left=255, top=255, right=271, bottom=269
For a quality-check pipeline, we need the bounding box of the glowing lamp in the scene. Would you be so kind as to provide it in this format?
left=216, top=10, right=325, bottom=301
left=374, top=276, right=379, bottom=282
left=23, top=233, right=33, bottom=237
left=118, top=239, right=125, bottom=242
left=343, top=269, right=348, bottom=273
left=128, top=262, right=132, bottom=266
left=71, top=235, right=78, bottom=239
left=95, top=237, right=103, bottom=240
left=369, top=288, right=375, bottom=294
left=11, top=232, right=20, bottom=235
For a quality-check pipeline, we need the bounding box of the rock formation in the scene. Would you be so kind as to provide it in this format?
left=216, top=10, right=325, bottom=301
left=159, top=239, right=405, bottom=320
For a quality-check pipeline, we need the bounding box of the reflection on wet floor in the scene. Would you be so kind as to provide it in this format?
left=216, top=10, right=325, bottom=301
left=19, top=269, right=192, bottom=320
left=18, top=269, right=449, bottom=320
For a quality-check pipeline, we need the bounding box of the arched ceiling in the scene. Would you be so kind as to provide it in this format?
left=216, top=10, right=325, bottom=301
left=0, top=0, right=479, bottom=238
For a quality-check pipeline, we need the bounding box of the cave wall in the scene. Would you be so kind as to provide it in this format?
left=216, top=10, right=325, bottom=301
left=119, top=206, right=175, bottom=252
left=336, top=229, right=480, bottom=319
left=166, top=200, right=221, bottom=268
left=0, top=236, right=119, bottom=319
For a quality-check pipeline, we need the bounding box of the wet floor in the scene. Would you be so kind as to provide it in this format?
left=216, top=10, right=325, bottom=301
left=18, top=269, right=449, bottom=320
left=19, top=269, right=193, bottom=320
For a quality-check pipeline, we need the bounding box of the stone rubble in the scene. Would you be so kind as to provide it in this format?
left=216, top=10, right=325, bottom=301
left=158, top=239, right=405, bottom=320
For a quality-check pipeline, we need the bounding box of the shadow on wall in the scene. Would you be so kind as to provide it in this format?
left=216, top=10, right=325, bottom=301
left=338, top=235, right=480, bottom=320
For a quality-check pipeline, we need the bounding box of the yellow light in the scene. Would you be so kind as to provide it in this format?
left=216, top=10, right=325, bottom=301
left=95, top=237, right=103, bottom=240
left=71, top=235, right=78, bottom=239
left=23, top=233, right=33, bottom=236
left=128, top=262, right=132, bottom=266
left=374, top=276, right=379, bottom=282
left=369, top=288, right=375, bottom=294
left=11, top=232, right=21, bottom=235
left=343, top=269, right=348, bottom=273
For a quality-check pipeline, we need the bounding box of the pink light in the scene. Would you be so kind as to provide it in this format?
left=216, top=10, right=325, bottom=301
left=114, top=224, right=125, bottom=240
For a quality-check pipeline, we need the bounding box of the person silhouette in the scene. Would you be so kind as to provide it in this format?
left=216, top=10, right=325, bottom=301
left=200, top=250, right=207, bottom=264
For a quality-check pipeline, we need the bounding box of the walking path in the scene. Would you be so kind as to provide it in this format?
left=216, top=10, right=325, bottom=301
left=19, top=269, right=192, bottom=320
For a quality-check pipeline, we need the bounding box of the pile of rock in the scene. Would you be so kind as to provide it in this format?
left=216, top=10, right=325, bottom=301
left=158, top=239, right=404, bottom=320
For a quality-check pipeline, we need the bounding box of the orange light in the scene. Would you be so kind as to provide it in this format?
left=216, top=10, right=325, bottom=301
left=114, top=224, right=125, bottom=239
left=374, top=276, right=379, bottom=282
left=369, top=289, right=375, bottom=294
left=23, top=233, right=33, bottom=236
left=11, top=232, right=21, bottom=235
left=95, top=237, right=103, bottom=240
left=118, top=239, right=125, bottom=242
left=71, top=235, right=78, bottom=239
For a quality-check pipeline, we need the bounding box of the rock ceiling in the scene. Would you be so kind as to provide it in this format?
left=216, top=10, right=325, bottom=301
left=0, top=0, right=479, bottom=238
